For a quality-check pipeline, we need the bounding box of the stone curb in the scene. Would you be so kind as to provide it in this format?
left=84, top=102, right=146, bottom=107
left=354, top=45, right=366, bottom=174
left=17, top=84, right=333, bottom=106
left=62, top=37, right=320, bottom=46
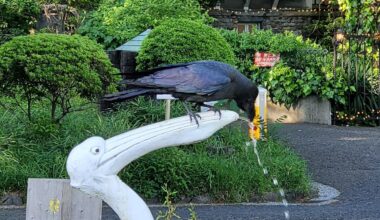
left=0, top=181, right=340, bottom=210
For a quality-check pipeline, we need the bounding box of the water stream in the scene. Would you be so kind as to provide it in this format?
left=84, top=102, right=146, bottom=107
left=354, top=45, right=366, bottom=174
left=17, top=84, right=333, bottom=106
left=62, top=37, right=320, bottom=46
left=240, top=118, right=290, bottom=219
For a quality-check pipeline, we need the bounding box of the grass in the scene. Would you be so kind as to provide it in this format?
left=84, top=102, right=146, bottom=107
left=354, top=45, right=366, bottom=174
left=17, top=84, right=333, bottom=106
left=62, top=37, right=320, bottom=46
left=0, top=97, right=311, bottom=203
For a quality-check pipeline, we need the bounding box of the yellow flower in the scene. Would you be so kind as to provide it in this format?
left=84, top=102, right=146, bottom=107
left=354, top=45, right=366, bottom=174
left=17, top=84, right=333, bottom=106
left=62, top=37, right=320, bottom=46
left=49, top=198, right=60, bottom=214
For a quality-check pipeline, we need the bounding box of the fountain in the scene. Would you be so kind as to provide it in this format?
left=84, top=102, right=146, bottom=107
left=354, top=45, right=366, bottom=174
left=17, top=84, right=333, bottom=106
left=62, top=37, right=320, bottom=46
left=66, top=110, right=239, bottom=220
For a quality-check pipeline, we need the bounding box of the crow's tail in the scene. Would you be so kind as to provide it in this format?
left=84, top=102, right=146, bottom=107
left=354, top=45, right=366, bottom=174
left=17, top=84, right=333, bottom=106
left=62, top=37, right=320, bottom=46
left=103, top=88, right=151, bottom=102
left=100, top=88, right=152, bottom=111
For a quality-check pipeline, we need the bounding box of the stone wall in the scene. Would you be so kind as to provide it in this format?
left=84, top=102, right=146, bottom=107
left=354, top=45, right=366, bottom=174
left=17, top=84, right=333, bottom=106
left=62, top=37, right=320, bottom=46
left=209, top=9, right=329, bottom=35
left=36, top=4, right=79, bottom=34
left=267, top=95, right=332, bottom=125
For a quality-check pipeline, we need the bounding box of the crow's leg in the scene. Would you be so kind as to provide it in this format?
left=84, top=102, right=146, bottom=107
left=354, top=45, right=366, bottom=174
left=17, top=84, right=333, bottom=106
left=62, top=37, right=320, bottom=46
left=182, top=102, right=201, bottom=126
left=199, top=103, right=222, bottom=119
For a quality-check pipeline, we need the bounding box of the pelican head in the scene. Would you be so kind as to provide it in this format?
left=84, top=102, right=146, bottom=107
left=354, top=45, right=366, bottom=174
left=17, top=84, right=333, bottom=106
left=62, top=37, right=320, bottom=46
left=66, top=136, right=106, bottom=188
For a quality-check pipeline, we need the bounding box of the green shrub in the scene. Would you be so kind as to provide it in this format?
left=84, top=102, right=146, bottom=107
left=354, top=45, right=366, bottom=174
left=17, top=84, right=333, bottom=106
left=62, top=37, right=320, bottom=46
left=220, top=29, right=324, bottom=76
left=0, top=34, right=119, bottom=123
left=221, top=29, right=348, bottom=108
left=136, top=19, right=236, bottom=71
left=78, top=0, right=210, bottom=49
left=0, top=0, right=41, bottom=44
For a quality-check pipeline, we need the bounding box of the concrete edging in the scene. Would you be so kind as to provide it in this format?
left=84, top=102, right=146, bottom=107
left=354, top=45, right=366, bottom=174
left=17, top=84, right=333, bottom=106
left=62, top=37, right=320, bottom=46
left=268, top=95, right=332, bottom=125
left=0, top=182, right=340, bottom=210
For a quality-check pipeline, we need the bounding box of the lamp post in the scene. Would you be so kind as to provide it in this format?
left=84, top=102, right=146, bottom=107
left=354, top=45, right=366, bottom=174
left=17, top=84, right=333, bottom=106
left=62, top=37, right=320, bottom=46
left=332, top=29, right=345, bottom=125
left=375, top=30, right=380, bottom=77
left=332, top=29, right=345, bottom=79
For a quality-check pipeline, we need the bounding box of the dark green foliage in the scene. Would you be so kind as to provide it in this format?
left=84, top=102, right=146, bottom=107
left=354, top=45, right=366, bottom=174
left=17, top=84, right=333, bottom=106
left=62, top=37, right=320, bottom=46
left=78, top=0, right=210, bottom=49
left=334, top=51, right=380, bottom=126
left=0, top=97, right=311, bottom=202
left=304, top=16, right=345, bottom=49
left=197, top=0, right=219, bottom=9
left=0, top=0, right=41, bottom=44
left=335, top=0, right=379, bottom=34
left=221, top=29, right=348, bottom=108
left=136, top=19, right=236, bottom=71
left=303, top=2, right=380, bottom=126
left=0, top=34, right=119, bottom=123
left=220, top=29, right=327, bottom=76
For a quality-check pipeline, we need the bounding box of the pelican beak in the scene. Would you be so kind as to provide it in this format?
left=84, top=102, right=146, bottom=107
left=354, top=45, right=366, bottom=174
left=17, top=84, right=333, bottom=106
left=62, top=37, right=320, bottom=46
left=97, top=110, right=239, bottom=175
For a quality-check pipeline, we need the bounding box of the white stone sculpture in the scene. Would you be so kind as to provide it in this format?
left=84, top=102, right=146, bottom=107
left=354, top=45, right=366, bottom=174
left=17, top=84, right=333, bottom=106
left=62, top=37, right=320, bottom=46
left=66, top=110, right=239, bottom=220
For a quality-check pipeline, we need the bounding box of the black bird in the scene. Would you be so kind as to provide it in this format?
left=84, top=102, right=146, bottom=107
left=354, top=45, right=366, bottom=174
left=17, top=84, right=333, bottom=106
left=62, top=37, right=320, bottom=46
left=102, top=61, right=259, bottom=123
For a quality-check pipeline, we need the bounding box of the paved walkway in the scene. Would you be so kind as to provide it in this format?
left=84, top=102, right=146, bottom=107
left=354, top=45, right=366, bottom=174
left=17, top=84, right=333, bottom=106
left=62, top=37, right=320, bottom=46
left=1, top=124, right=379, bottom=220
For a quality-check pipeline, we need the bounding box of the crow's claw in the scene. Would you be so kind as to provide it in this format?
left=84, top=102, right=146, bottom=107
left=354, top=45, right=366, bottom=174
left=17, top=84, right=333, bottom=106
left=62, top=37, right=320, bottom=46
left=183, top=102, right=201, bottom=127
left=188, top=112, right=202, bottom=127
left=201, top=103, right=222, bottom=119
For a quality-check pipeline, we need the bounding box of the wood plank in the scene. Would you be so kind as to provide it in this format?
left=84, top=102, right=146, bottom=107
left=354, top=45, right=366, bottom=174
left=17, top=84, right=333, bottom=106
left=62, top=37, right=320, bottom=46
left=120, top=51, right=137, bottom=74
left=107, top=50, right=120, bottom=69
left=272, top=0, right=280, bottom=9
left=26, top=179, right=102, bottom=220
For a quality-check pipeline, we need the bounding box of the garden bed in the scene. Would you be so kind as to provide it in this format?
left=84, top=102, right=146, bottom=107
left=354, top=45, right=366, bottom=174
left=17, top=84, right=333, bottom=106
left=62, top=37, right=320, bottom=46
left=0, top=97, right=311, bottom=205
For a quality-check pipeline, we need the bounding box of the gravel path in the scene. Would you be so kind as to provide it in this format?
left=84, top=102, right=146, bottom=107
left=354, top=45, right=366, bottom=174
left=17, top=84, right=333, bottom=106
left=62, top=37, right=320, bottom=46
left=1, top=123, right=379, bottom=220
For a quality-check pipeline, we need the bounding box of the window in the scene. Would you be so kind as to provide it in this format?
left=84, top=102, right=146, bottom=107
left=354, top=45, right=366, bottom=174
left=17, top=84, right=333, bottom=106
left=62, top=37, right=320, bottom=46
left=236, top=23, right=261, bottom=33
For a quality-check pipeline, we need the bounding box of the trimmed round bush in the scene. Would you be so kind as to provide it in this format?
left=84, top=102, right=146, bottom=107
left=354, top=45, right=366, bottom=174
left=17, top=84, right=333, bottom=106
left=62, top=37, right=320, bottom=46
left=0, top=33, right=119, bottom=123
left=136, top=19, right=236, bottom=71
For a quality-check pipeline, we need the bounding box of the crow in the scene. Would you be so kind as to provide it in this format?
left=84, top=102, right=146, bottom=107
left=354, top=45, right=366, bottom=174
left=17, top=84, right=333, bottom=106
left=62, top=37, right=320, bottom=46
left=102, top=61, right=259, bottom=123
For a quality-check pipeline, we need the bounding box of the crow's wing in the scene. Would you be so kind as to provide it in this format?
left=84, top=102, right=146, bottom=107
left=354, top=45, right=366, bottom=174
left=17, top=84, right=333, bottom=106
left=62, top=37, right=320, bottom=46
left=122, top=63, right=231, bottom=95
left=123, top=62, right=195, bottom=79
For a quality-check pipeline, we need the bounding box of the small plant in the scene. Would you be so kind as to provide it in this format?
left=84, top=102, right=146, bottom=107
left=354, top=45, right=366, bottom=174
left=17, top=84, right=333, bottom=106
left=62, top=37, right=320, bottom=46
left=136, top=18, right=236, bottom=71
left=187, top=204, right=198, bottom=220
left=156, top=184, right=181, bottom=220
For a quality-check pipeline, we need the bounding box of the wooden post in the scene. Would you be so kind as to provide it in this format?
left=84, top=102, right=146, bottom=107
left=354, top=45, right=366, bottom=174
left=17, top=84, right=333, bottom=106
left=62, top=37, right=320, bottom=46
left=156, top=94, right=177, bottom=120
left=165, top=100, right=171, bottom=120
left=26, top=179, right=102, bottom=220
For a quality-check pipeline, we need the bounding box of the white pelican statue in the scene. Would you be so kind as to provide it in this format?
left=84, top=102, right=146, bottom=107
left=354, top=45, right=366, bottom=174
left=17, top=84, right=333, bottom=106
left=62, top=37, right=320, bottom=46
left=66, top=110, right=239, bottom=220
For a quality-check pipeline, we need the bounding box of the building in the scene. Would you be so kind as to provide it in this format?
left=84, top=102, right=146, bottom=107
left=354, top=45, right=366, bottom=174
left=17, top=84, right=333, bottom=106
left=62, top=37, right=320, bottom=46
left=208, top=0, right=330, bottom=35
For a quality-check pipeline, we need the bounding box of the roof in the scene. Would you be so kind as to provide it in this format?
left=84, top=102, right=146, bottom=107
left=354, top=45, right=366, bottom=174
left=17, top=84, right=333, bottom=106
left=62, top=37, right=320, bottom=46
left=115, top=29, right=152, bottom=52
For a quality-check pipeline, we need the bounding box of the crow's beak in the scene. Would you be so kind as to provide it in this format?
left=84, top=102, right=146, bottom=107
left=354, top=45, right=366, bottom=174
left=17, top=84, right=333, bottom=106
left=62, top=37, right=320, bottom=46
left=238, top=100, right=255, bottom=122
left=247, top=101, right=255, bottom=122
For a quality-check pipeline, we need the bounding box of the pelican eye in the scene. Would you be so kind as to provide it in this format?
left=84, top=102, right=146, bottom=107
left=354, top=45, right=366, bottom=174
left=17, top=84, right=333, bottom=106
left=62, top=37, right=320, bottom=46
left=90, top=146, right=101, bottom=155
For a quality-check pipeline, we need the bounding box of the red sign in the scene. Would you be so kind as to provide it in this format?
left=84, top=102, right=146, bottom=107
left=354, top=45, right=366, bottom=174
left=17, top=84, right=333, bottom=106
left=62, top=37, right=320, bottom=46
left=254, top=52, right=280, bottom=67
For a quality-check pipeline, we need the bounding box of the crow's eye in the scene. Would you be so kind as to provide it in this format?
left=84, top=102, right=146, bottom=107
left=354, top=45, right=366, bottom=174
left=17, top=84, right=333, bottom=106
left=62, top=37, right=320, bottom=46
left=90, top=146, right=100, bottom=155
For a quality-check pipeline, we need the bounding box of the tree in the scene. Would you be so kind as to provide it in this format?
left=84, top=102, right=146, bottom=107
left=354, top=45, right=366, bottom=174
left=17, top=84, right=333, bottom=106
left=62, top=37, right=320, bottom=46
left=78, top=0, right=211, bottom=49
left=0, top=34, right=119, bottom=123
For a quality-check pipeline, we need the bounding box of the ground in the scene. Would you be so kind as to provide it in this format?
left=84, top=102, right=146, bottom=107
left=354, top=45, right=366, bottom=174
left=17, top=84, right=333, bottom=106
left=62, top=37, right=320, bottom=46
left=1, top=123, right=379, bottom=220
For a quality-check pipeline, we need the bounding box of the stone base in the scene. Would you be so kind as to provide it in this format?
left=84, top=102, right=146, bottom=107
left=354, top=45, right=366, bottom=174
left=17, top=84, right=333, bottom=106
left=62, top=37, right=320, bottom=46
left=268, top=96, right=331, bottom=125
